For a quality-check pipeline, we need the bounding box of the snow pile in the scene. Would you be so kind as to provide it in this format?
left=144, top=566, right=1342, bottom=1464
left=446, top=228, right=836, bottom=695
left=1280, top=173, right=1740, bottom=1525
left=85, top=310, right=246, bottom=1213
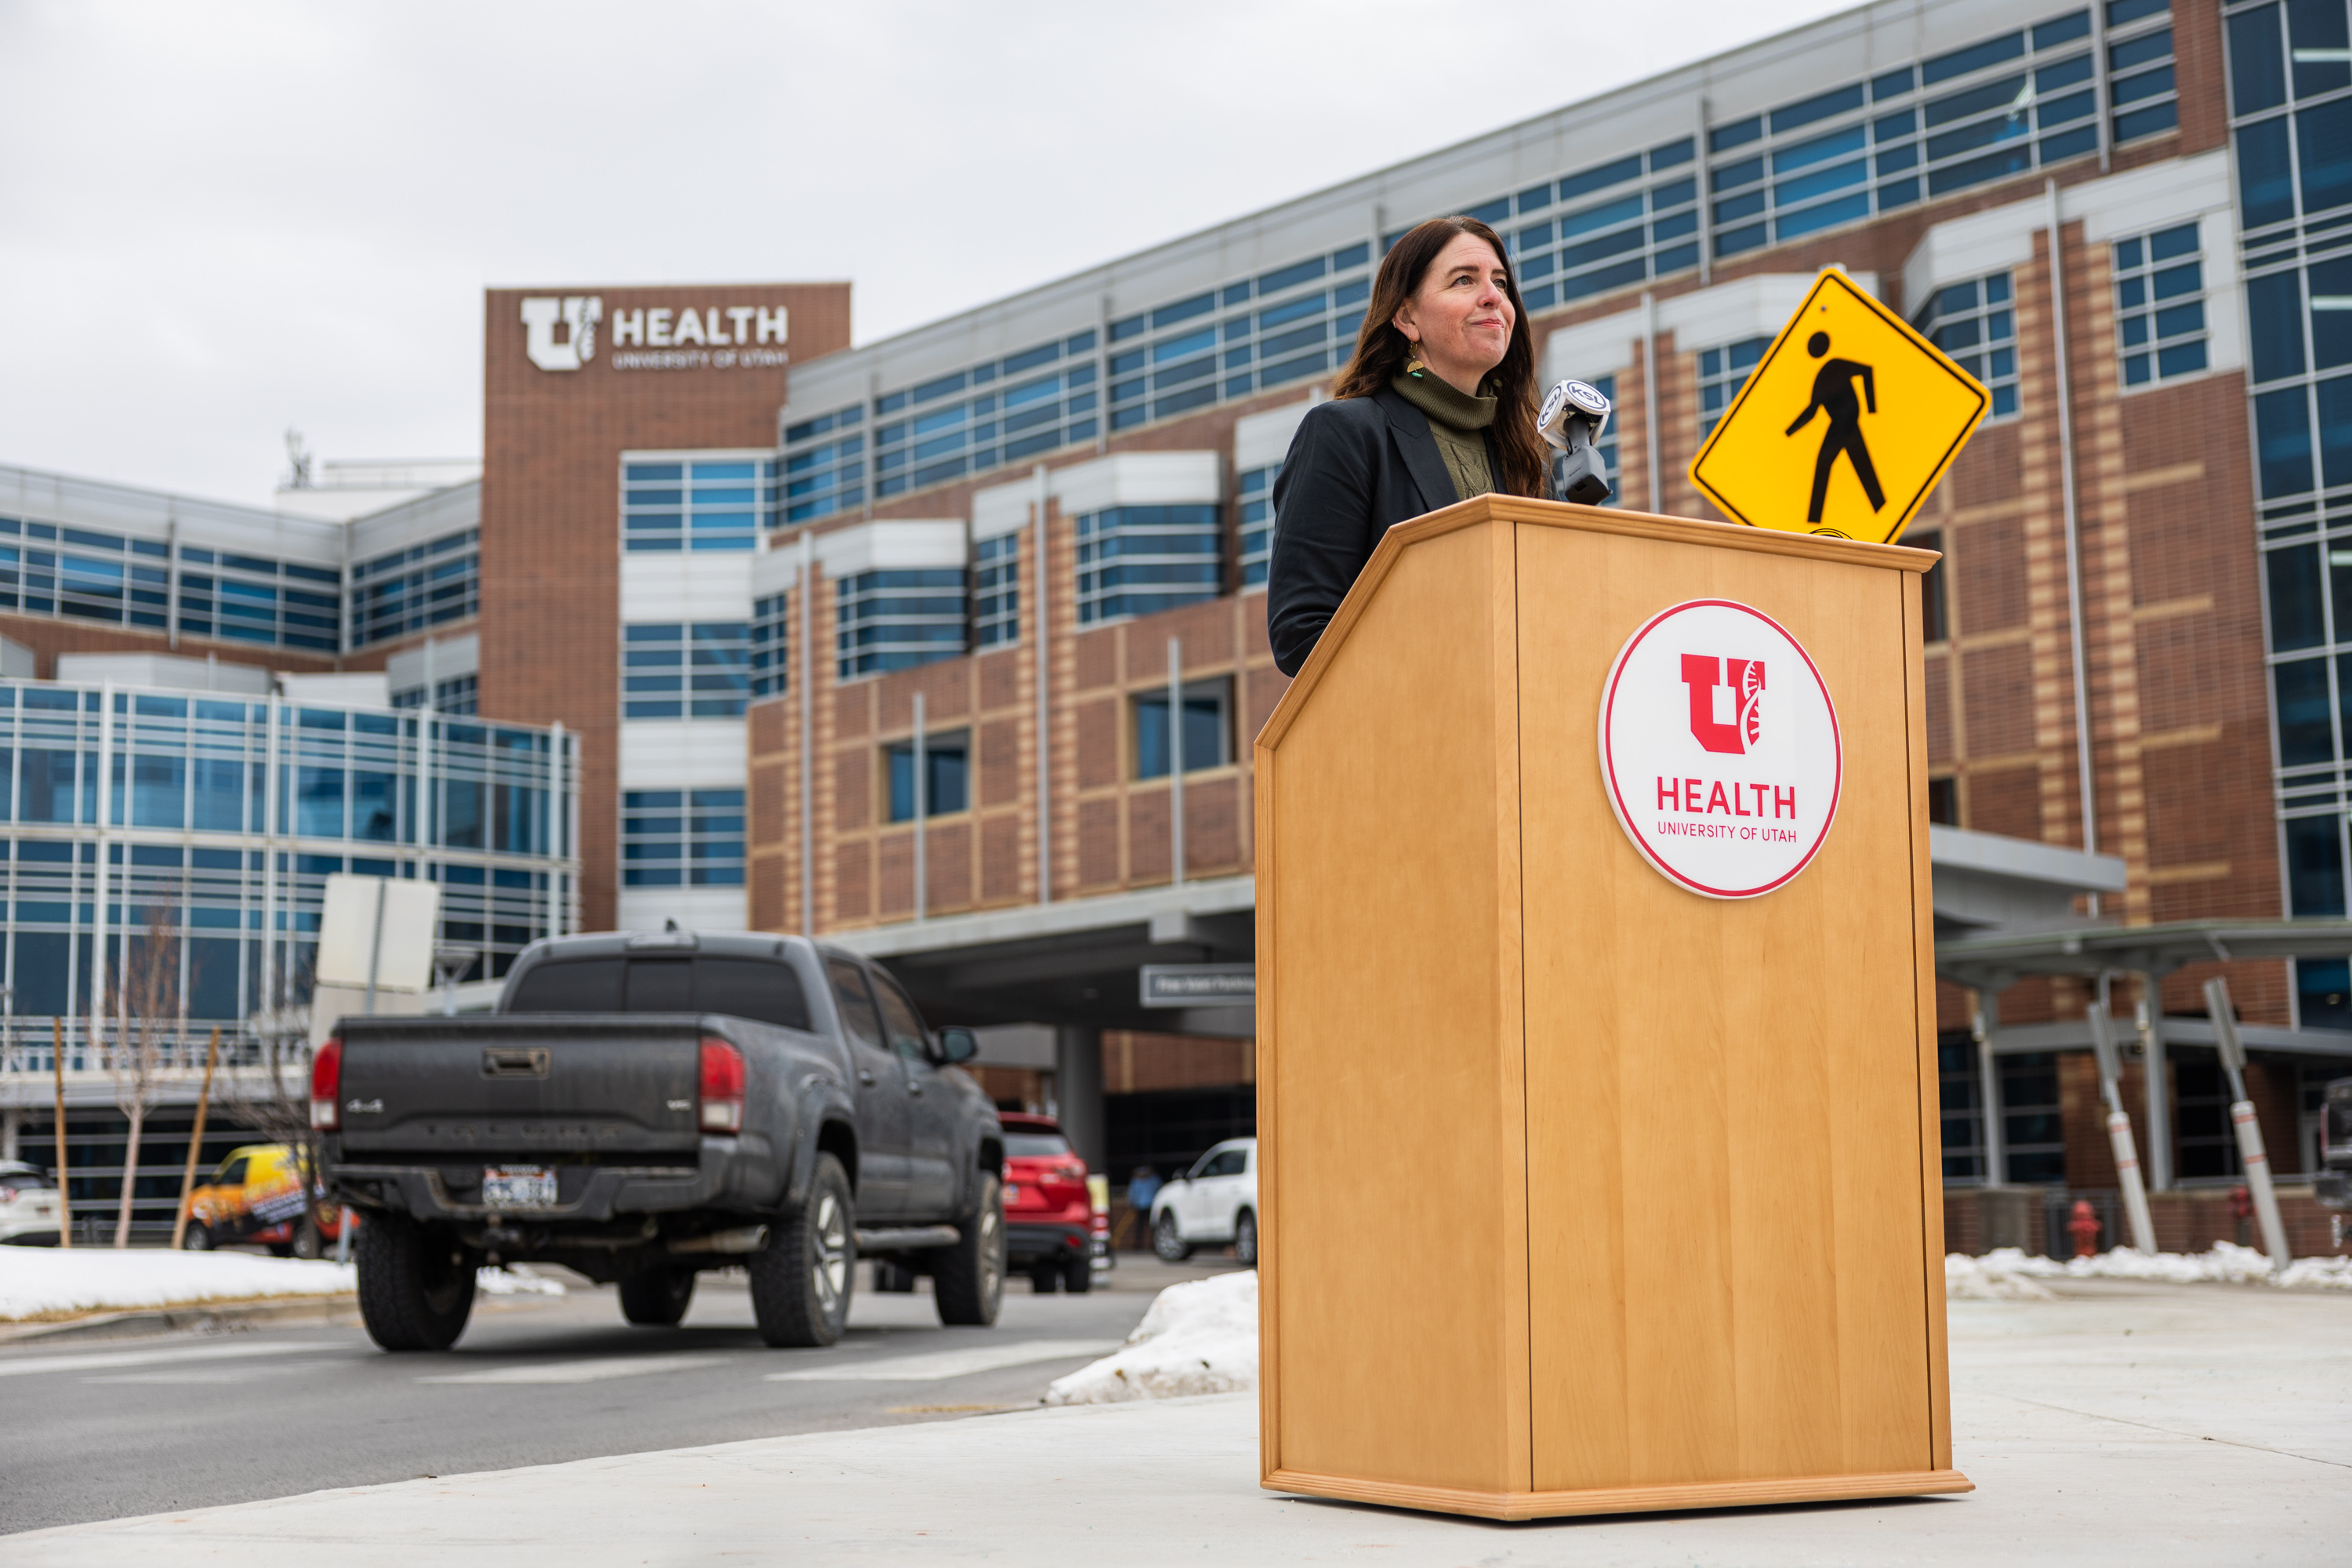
left=0, top=1248, right=356, bottom=1321
left=477, top=1265, right=564, bottom=1297
left=1045, top=1269, right=1258, bottom=1404
left=1949, top=1243, right=2352, bottom=1295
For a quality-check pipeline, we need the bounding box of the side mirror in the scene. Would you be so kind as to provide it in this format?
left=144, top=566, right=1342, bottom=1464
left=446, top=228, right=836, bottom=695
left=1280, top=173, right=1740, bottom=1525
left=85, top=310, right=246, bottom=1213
left=936, top=1026, right=979, bottom=1065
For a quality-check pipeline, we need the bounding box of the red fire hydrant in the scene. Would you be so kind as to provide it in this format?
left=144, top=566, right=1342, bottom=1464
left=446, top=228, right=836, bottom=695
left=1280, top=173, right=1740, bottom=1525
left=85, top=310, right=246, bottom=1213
left=2068, top=1199, right=2101, bottom=1258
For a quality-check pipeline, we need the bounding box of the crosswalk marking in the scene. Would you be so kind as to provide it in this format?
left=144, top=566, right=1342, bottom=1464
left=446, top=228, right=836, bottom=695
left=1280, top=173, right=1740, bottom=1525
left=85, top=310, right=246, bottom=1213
left=0, top=1341, right=339, bottom=1380
left=767, top=1338, right=1120, bottom=1381
left=420, top=1354, right=728, bottom=1385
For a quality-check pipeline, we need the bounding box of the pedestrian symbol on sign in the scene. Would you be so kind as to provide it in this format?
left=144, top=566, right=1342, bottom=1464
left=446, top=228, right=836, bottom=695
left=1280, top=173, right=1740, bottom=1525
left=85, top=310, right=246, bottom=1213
left=1689, top=269, right=1987, bottom=543
left=1786, top=333, right=1885, bottom=524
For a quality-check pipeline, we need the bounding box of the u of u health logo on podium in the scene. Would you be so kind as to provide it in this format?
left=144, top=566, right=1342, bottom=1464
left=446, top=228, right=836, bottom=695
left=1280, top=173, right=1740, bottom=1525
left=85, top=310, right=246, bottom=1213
left=1599, top=600, right=1842, bottom=899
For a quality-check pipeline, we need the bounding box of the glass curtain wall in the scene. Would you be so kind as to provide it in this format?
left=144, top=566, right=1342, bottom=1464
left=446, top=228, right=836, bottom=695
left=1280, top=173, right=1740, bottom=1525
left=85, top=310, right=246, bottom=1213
left=0, top=682, right=577, bottom=1059
left=2234, top=0, right=2352, bottom=1015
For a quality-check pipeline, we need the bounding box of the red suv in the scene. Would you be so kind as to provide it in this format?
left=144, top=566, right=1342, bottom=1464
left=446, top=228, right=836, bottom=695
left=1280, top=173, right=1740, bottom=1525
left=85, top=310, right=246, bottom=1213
left=1000, top=1112, right=1092, bottom=1294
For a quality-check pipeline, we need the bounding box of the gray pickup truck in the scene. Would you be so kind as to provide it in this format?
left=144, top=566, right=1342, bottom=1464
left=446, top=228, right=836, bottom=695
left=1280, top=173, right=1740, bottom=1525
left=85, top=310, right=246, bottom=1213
left=318, top=929, right=1005, bottom=1352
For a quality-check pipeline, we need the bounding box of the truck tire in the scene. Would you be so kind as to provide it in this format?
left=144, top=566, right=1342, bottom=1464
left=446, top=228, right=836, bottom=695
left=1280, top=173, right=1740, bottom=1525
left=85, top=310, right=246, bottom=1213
left=180, top=1223, right=212, bottom=1251
left=356, top=1214, right=477, bottom=1352
left=1029, top=1265, right=1060, bottom=1294
left=619, top=1265, right=696, bottom=1326
left=1060, top=1254, right=1093, bottom=1294
left=931, top=1173, right=1004, bottom=1327
left=750, top=1154, right=854, bottom=1347
left=1152, top=1208, right=1192, bottom=1262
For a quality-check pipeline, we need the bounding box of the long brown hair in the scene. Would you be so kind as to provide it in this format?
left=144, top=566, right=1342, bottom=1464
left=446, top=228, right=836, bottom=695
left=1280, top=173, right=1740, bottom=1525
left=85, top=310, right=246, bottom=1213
left=1330, top=216, right=1548, bottom=499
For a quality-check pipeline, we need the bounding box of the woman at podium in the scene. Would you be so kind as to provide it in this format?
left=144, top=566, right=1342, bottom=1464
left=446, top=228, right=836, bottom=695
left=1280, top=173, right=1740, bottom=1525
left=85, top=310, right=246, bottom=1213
left=1265, top=216, right=1551, bottom=677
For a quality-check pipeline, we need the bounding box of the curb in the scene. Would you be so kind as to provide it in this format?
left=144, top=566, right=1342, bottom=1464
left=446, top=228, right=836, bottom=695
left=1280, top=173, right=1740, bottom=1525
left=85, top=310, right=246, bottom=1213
left=0, top=1294, right=361, bottom=1345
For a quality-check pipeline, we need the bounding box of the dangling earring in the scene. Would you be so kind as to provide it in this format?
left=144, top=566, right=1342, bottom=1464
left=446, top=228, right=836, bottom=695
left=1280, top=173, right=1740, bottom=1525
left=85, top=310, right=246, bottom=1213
left=1403, top=338, right=1428, bottom=379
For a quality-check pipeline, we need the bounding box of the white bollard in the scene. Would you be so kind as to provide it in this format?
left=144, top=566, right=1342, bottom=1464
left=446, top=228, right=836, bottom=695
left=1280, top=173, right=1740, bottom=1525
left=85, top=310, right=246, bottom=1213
left=2204, top=978, right=2292, bottom=1272
left=2230, top=1102, right=2292, bottom=1271
left=2106, top=1110, right=2158, bottom=1254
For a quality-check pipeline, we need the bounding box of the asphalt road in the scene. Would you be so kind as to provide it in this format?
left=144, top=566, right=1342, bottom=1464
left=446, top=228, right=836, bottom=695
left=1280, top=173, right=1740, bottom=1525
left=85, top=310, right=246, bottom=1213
left=2, top=1256, right=1240, bottom=1536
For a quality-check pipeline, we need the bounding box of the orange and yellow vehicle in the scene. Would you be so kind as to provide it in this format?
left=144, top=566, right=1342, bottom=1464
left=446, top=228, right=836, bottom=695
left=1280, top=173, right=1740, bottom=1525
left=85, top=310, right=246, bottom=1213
left=183, top=1143, right=346, bottom=1254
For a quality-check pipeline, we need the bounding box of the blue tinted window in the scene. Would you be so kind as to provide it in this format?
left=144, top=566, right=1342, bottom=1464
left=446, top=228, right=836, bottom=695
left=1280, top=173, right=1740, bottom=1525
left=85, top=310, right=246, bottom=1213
left=1710, top=117, right=1762, bottom=152
left=1560, top=154, right=1645, bottom=201
left=1923, top=31, right=2023, bottom=85
left=1151, top=294, right=1215, bottom=329
left=2248, top=270, right=2307, bottom=383
left=2277, top=658, right=2335, bottom=763
left=2230, top=4, right=2288, bottom=114
left=1771, top=84, right=1864, bottom=133
left=2287, top=815, right=2346, bottom=916
left=2034, top=10, right=2090, bottom=47
left=1871, top=66, right=1916, bottom=99
left=2238, top=119, right=2298, bottom=227
left=1258, top=257, right=1325, bottom=294
left=2270, top=543, right=2325, bottom=649
left=2299, top=100, right=2352, bottom=217
left=2258, top=386, right=2316, bottom=498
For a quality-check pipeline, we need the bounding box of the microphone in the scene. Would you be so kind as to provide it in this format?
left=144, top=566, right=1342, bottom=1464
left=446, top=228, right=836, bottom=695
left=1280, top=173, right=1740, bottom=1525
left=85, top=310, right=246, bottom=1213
left=1538, top=379, right=1613, bottom=506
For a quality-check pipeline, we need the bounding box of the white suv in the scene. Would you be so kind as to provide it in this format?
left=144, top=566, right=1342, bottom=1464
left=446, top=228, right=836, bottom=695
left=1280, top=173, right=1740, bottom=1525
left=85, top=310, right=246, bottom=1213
left=0, top=1161, right=64, bottom=1246
left=1150, top=1138, right=1257, bottom=1266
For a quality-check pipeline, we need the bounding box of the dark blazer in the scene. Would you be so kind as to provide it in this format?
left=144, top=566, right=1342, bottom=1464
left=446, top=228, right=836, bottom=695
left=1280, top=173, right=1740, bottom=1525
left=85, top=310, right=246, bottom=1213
left=1265, top=386, right=1517, bottom=677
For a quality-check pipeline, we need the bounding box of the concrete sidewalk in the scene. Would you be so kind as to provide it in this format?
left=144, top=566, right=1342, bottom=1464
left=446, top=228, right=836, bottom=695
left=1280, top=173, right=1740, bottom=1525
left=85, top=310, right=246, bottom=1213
left=6, top=1279, right=2347, bottom=1566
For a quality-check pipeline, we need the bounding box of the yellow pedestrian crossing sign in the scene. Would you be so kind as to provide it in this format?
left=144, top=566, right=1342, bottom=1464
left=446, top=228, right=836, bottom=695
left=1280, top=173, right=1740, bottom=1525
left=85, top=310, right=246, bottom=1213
left=1688, top=268, right=1989, bottom=543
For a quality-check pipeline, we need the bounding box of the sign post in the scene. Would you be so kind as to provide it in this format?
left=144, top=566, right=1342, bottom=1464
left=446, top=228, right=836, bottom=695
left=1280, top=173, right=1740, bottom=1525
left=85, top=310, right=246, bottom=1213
left=1690, top=268, right=1988, bottom=543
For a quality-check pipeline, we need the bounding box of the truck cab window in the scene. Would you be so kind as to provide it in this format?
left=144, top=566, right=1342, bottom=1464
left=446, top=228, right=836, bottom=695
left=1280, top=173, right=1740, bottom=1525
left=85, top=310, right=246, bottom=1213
left=625, top=959, right=693, bottom=1011
left=872, top=977, right=932, bottom=1064
left=825, top=958, right=886, bottom=1049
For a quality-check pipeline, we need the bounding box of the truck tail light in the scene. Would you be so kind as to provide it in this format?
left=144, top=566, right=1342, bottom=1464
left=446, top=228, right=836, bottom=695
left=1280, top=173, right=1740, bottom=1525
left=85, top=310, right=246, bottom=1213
left=699, top=1037, right=746, bottom=1132
left=310, top=1037, right=343, bottom=1131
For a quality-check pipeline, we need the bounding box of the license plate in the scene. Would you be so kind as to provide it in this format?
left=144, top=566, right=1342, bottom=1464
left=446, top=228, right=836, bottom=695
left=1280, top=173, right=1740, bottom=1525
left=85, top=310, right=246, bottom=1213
left=1004, top=1184, right=1020, bottom=1203
left=482, top=1165, right=558, bottom=1209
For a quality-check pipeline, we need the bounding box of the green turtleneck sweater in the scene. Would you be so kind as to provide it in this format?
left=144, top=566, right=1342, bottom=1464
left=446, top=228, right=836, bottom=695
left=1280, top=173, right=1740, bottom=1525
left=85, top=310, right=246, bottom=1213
left=1392, top=370, right=1497, bottom=503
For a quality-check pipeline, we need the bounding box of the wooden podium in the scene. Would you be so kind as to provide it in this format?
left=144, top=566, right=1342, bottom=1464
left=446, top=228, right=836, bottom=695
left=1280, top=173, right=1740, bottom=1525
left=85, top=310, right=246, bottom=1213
left=1252, top=496, right=1969, bottom=1520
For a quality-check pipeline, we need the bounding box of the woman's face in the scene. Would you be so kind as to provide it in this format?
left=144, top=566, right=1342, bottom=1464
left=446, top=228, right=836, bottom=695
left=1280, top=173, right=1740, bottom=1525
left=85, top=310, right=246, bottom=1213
left=1392, top=231, right=1515, bottom=394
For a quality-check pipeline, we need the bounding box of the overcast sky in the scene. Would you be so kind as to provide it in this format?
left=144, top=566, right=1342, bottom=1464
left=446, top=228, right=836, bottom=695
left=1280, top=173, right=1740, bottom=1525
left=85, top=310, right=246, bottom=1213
left=0, top=0, right=1856, bottom=509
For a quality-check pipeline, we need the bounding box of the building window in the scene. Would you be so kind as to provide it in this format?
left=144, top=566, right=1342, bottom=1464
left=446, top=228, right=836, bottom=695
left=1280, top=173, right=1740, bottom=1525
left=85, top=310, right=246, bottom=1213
left=2298, top=956, right=2352, bottom=1030
left=622, top=456, right=772, bottom=554
left=621, top=622, right=750, bottom=719
left=0, top=519, right=343, bottom=655
left=884, top=731, right=970, bottom=822
left=1999, top=1051, right=2066, bottom=1183
left=780, top=405, right=866, bottom=523
left=834, top=570, right=967, bottom=681
left=1698, top=339, right=1769, bottom=437
left=750, top=593, right=788, bottom=699
left=858, top=333, right=1102, bottom=503
left=1551, top=373, right=1620, bottom=503
left=1109, top=245, right=1370, bottom=434
left=1074, top=506, right=1222, bottom=626
left=1915, top=274, right=2020, bottom=416
left=1927, top=776, right=1959, bottom=826
left=1706, top=13, right=2107, bottom=262
left=2172, top=1051, right=2241, bottom=1179
left=1237, top=468, right=1276, bottom=588
left=621, top=788, right=744, bottom=887
left=974, top=533, right=1020, bottom=647
left=1133, top=678, right=1232, bottom=779
left=390, top=673, right=477, bottom=715
left=2113, top=223, right=2209, bottom=387
left=1938, top=1033, right=1983, bottom=1181
left=2105, top=2, right=2178, bottom=145
left=350, top=528, right=479, bottom=648
left=1908, top=528, right=1951, bottom=641
left=1488, top=142, right=1700, bottom=313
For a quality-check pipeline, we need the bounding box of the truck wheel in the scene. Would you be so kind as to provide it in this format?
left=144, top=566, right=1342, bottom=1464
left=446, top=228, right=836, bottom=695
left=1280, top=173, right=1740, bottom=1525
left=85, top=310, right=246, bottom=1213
left=619, top=1265, right=696, bottom=1326
left=931, top=1173, right=1004, bottom=1327
left=1060, top=1254, right=1093, bottom=1294
left=180, top=1223, right=212, bottom=1251
left=871, top=1261, right=917, bottom=1293
left=1029, top=1265, right=1060, bottom=1294
left=1235, top=1209, right=1258, bottom=1267
left=356, top=1214, right=477, bottom=1352
left=750, top=1154, right=854, bottom=1348
left=1152, top=1208, right=1192, bottom=1262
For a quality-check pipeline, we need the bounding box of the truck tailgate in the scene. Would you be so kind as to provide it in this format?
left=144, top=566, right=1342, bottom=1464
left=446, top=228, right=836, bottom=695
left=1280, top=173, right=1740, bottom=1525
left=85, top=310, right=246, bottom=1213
left=335, top=1015, right=706, bottom=1156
